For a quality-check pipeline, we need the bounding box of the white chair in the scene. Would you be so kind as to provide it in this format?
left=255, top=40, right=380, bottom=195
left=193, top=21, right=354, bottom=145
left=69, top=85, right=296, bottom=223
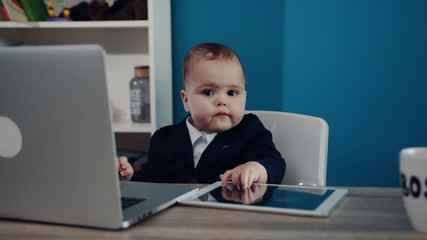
left=247, top=111, right=329, bottom=186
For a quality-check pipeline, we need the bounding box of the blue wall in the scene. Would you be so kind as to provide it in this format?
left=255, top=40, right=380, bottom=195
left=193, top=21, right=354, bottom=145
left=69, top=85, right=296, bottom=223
left=171, top=0, right=427, bottom=187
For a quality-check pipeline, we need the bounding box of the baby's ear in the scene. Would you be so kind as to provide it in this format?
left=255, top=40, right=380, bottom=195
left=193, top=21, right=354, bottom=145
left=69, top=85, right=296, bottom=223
left=180, top=90, right=191, bottom=112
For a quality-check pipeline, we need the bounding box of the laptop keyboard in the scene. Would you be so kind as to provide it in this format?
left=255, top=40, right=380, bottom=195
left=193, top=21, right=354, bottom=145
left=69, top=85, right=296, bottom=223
left=121, top=197, right=146, bottom=210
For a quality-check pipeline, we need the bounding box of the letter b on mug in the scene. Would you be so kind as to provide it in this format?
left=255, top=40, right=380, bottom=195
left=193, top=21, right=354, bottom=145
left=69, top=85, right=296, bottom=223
left=400, top=147, right=427, bottom=233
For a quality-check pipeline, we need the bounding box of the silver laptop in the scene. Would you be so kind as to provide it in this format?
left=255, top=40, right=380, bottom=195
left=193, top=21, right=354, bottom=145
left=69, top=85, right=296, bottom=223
left=0, top=44, right=198, bottom=229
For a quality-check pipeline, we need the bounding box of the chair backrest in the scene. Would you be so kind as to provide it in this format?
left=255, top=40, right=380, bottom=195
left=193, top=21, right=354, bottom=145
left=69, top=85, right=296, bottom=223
left=247, top=111, right=328, bottom=186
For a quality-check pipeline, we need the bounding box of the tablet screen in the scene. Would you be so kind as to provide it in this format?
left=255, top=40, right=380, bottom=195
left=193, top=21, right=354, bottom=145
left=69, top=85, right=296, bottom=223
left=198, top=183, right=334, bottom=210
left=180, top=182, right=348, bottom=217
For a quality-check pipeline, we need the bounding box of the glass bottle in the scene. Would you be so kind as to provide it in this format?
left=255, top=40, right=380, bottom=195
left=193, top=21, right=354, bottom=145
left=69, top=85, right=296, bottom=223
left=130, top=65, right=150, bottom=122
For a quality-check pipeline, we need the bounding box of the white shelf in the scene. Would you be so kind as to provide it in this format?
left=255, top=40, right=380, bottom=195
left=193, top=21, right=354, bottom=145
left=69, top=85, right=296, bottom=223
left=0, top=0, right=172, bottom=136
left=113, top=119, right=154, bottom=133
left=0, top=20, right=149, bottom=29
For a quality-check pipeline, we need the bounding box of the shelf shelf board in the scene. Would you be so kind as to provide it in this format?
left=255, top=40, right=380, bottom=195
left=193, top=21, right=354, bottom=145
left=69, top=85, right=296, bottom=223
left=0, top=20, right=149, bottom=29
left=113, top=119, right=153, bottom=133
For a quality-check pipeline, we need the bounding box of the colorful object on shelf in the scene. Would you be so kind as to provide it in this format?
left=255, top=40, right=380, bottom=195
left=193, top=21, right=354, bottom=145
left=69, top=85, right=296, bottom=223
left=21, top=0, right=48, bottom=22
left=47, top=0, right=54, bottom=18
left=63, top=7, right=69, bottom=18
left=0, top=0, right=29, bottom=22
left=46, top=0, right=71, bottom=21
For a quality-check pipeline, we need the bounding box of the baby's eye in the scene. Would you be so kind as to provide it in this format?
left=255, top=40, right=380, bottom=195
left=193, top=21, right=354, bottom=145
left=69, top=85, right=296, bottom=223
left=228, top=90, right=238, bottom=96
left=202, top=89, right=214, bottom=96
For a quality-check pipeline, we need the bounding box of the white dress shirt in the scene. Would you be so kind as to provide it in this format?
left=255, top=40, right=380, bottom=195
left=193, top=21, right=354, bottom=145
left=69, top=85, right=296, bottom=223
left=186, top=117, right=217, bottom=167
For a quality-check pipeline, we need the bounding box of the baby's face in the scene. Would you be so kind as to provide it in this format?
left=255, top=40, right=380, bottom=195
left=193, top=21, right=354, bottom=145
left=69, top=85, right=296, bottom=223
left=181, top=59, right=246, bottom=133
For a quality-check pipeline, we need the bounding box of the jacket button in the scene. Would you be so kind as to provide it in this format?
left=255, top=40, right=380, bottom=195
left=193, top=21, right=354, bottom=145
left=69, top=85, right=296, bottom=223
left=189, top=179, right=198, bottom=184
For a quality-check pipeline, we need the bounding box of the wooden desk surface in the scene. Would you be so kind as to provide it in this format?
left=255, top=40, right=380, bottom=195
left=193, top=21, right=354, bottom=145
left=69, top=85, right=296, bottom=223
left=1, top=187, right=426, bottom=240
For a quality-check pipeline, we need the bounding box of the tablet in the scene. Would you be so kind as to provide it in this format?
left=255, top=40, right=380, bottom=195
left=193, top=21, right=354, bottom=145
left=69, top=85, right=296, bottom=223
left=179, top=181, right=348, bottom=217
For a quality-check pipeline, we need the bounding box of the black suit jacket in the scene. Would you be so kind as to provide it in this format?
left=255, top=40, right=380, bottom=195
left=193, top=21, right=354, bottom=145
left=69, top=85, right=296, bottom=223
left=131, top=113, right=286, bottom=184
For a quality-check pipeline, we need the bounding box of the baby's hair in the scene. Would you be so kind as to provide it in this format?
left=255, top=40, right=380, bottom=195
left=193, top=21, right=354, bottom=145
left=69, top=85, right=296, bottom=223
left=182, top=43, right=245, bottom=84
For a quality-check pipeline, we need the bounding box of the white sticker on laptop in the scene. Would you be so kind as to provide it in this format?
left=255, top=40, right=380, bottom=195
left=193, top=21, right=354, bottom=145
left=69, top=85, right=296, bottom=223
left=0, top=116, right=22, bottom=158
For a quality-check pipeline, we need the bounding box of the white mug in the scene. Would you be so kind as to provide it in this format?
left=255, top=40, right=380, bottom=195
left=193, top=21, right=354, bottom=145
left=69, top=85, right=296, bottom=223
left=400, top=147, right=427, bottom=233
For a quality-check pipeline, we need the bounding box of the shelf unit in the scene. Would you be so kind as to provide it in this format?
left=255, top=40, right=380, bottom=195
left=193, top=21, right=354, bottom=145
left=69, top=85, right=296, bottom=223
left=0, top=0, right=172, bottom=137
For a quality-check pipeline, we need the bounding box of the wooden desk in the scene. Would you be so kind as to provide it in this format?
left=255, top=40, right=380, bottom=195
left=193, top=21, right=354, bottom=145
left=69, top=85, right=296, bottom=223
left=1, top=187, right=426, bottom=240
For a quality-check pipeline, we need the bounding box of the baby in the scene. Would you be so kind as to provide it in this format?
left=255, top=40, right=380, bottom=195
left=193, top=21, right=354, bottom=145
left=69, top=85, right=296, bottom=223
left=119, top=43, right=285, bottom=188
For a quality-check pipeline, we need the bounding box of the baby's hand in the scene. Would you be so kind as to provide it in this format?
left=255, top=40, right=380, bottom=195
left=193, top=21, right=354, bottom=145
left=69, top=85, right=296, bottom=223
left=118, top=156, right=134, bottom=181
left=221, top=183, right=268, bottom=205
left=219, top=161, right=268, bottom=188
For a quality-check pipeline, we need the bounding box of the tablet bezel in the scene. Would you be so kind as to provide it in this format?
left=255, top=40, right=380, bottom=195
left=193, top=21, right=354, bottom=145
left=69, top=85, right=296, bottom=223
left=179, top=181, right=348, bottom=217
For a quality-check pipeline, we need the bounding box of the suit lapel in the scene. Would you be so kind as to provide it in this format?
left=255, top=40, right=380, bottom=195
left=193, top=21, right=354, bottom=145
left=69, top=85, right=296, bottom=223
left=195, top=130, right=235, bottom=173
left=171, top=117, right=195, bottom=170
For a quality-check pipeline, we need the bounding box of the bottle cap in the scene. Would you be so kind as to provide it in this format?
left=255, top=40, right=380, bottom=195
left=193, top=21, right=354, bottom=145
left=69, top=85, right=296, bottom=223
left=135, top=65, right=149, bottom=78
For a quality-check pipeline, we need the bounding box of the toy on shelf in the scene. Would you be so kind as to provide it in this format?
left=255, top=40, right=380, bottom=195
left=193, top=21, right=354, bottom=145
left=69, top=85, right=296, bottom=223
left=66, top=0, right=148, bottom=21
left=46, top=0, right=71, bottom=21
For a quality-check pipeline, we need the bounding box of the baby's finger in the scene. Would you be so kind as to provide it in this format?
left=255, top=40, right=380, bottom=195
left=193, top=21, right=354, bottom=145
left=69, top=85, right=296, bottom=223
left=118, top=157, right=127, bottom=168
left=240, top=170, right=250, bottom=189
left=120, top=163, right=131, bottom=175
left=220, top=171, right=232, bottom=186
left=231, top=172, right=241, bottom=187
left=246, top=176, right=256, bottom=189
